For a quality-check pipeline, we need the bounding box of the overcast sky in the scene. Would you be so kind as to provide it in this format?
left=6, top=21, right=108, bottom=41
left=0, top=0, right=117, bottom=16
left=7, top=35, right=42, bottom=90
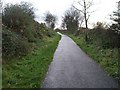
left=2, top=0, right=119, bottom=28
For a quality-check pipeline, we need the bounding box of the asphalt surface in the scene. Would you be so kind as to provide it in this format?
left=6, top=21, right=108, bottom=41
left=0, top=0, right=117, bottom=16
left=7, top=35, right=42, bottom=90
left=42, top=34, right=119, bottom=88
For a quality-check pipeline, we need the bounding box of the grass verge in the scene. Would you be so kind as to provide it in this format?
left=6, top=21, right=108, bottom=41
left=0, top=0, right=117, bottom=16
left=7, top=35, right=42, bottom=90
left=69, top=34, right=120, bottom=84
left=2, top=34, right=61, bottom=88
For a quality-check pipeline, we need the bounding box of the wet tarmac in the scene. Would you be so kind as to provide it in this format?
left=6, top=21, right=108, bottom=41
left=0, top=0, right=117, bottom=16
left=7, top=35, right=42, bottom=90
left=42, top=34, right=119, bottom=88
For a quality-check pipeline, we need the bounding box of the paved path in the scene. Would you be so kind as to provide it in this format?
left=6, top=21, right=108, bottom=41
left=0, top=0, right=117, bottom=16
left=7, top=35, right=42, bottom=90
left=42, top=34, right=119, bottom=88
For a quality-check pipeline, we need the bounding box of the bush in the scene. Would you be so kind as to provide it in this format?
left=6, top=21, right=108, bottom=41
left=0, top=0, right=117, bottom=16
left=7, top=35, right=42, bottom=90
left=95, top=29, right=120, bottom=48
left=2, top=2, right=34, bottom=30
left=2, top=2, right=58, bottom=60
left=2, top=2, right=39, bottom=42
left=2, top=29, right=16, bottom=58
left=88, top=22, right=120, bottom=48
left=2, top=29, right=31, bottom=59
left=23, top=25, right=36, bottom=42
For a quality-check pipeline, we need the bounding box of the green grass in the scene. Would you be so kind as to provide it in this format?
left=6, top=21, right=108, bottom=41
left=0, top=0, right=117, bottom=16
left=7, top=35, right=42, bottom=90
left=2, top=34, right=61, bottom=88
left=69, top=34, right=120, bottom=84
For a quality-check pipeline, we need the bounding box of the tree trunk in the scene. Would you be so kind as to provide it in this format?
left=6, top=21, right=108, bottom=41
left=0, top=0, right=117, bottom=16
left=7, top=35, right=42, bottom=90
left=84, top=0, right=88, bottom=41
left=84, top=0, right=88, bottom=29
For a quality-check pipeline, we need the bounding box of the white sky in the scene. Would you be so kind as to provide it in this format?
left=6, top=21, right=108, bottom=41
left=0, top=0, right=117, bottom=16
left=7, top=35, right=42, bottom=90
left=2, top=0, right=119, bottom=28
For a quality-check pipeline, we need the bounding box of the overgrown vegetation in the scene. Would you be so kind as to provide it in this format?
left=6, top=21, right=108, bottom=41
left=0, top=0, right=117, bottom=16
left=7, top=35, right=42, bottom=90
left=2, top=2, right=57, bottom=60
left=68, top=22, right=120, bottom=84
left=2, top=35, right=61, bottom=88
left=69, top=27, right=120, bottom=83
left=2, top=2, right=61, bottom=88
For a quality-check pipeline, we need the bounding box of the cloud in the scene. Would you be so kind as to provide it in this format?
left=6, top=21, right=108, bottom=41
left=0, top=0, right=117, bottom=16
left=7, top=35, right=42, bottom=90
left=2, top=0, right=119, bottom=28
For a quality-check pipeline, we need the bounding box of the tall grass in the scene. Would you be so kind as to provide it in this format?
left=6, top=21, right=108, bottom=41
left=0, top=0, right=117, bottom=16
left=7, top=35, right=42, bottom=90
left=69, top=34, right=120, bottom=84
left=2, top=34, right=61, bottom=88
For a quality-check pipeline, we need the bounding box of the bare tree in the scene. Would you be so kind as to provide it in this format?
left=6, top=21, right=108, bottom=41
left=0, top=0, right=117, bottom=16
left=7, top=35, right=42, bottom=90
left=72, top=0, right=93, bottom=41
left=72, top=0, right=93, bottom=29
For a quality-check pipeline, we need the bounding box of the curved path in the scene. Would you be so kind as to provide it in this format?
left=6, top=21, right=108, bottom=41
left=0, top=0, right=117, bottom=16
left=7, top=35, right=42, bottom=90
left=42, top=34, right=118, bottom=88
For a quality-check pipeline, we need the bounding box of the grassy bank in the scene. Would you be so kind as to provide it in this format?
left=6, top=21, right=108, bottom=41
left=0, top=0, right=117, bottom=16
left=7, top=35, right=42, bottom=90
left=2, top=34, right=61, bottom=88
left=69, top=34, right=120, bottom=83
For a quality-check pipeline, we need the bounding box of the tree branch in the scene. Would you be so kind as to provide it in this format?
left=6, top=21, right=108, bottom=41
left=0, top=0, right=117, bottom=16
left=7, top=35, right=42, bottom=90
left=87, top=14, right=90, bottom=21
left=72, top=5, right=84, bottom=14
left=78, top=1, right=84, bottom=7
left=86, top=11, right=94, bottom=14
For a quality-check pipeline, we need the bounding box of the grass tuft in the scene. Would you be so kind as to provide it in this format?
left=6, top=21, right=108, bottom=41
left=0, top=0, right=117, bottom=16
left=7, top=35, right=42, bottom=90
left=2, top=34, right=61, bottom=88
left=69, top=34, right=120, bottom=84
